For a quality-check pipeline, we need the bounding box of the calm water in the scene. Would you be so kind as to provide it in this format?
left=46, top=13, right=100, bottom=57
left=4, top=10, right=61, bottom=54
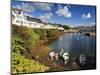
left=49, top=33, right=96, bottom=58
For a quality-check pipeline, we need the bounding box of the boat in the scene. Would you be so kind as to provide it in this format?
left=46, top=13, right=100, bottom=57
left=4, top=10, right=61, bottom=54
left=79, top=54, right=86, bottom=66
left=62, top=51, right=69, bottom=65
left=48, top=51, right=60, bottom=61
left=48, top=49, right=69, bottom=65
left=59, top=49, right=69, bottom=65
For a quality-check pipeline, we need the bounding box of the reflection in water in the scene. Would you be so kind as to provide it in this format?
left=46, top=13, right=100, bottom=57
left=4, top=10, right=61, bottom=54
left=49, top=33, right=96, bottom=58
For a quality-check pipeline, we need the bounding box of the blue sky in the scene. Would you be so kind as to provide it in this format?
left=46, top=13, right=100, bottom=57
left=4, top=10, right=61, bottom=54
left=12, top=0, right=96, bottom=27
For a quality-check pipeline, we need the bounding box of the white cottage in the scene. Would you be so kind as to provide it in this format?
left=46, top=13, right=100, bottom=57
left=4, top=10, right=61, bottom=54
left=12, top=9, right=64, bottom=30
left=12, top=9, right=27, bottom=26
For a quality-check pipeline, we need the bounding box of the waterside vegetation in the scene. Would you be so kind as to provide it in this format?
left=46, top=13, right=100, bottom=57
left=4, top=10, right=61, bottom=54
left=12, top=24, right=64, bottom=74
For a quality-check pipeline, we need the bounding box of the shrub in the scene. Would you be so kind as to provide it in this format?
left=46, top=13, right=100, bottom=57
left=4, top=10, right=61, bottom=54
left=12, top=53, right=50, bottom=74
left=12, top=35, right=25, bottom=54
left=12, top=25, right=39, bottom=45
left=46, top=29, right=60, bottom=37
left=63, top=25, right=70, bottom=30
left=34, top=29, right=47, bottom=40
left=34, top=29, right=60, bottom=38
left=12, top=25, right=50, bottom=74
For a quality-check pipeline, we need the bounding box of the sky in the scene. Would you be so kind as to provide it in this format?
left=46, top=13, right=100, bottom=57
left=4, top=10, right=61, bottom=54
left=12, top=0, right=96, bottom=27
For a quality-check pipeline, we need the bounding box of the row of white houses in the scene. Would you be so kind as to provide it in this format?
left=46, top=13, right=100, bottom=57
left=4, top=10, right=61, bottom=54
left=12, top=9, right=64, bottom=30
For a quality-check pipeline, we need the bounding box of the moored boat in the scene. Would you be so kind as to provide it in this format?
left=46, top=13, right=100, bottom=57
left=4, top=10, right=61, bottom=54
left=62, top=51, right=69, bottom=65
left=48, top=49, right=69, bottom=65
left=79, top=54, right=86, bottom=66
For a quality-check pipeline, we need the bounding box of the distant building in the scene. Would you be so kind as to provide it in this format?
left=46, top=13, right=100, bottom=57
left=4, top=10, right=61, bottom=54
left=12, top=9, right=27, bottom=26
left=12, top=9, right=64, bottom=30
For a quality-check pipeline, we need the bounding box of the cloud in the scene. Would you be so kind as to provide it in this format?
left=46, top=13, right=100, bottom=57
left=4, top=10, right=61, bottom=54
left=13, top=2, right=53, bottom=12
left=56, top=5, right=72, bottom=18
left=13, top=2, right=35, bottom=12
left=33, top=3, right=53, bottom=11
left=40, top=12, right=53, bottom=22
left=82, top=13, right=91, bottom=19
left=21, top=2, right=35, bottom=12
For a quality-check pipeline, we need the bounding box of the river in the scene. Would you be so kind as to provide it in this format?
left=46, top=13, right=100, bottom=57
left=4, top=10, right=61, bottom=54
left=48, top=33, right=96, bottom=69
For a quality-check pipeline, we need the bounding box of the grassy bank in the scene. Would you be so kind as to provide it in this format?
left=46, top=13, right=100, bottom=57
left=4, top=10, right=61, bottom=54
left=12, top=24, right=63, bottom=74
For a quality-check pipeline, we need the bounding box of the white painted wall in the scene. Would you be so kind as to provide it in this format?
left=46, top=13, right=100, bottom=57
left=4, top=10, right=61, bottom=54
left=12, top=10, right=64, bottom=30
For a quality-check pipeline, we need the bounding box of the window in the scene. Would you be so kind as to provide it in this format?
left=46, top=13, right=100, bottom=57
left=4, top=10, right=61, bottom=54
left=21, top=21, right=23, bottom=25
left=16, top=20, right=20, bottom=23
left=20, top=16, right=22, bottom=19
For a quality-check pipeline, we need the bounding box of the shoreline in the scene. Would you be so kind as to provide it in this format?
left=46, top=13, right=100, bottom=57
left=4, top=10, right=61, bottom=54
left=31, top=32, right=81, bottom=71
left=31, top=32, right=96, bottom=71
left=12, top=25, right=96, bottom=73
left=90, top=32, right=96, bottom=36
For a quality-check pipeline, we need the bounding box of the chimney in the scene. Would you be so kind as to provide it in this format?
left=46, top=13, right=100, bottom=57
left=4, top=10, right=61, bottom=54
left=20, top=10, right=24, bottom=15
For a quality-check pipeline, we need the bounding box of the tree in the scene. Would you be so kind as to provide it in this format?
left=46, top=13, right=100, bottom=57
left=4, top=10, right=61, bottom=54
left=63, top=25, right=70, bottom=30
